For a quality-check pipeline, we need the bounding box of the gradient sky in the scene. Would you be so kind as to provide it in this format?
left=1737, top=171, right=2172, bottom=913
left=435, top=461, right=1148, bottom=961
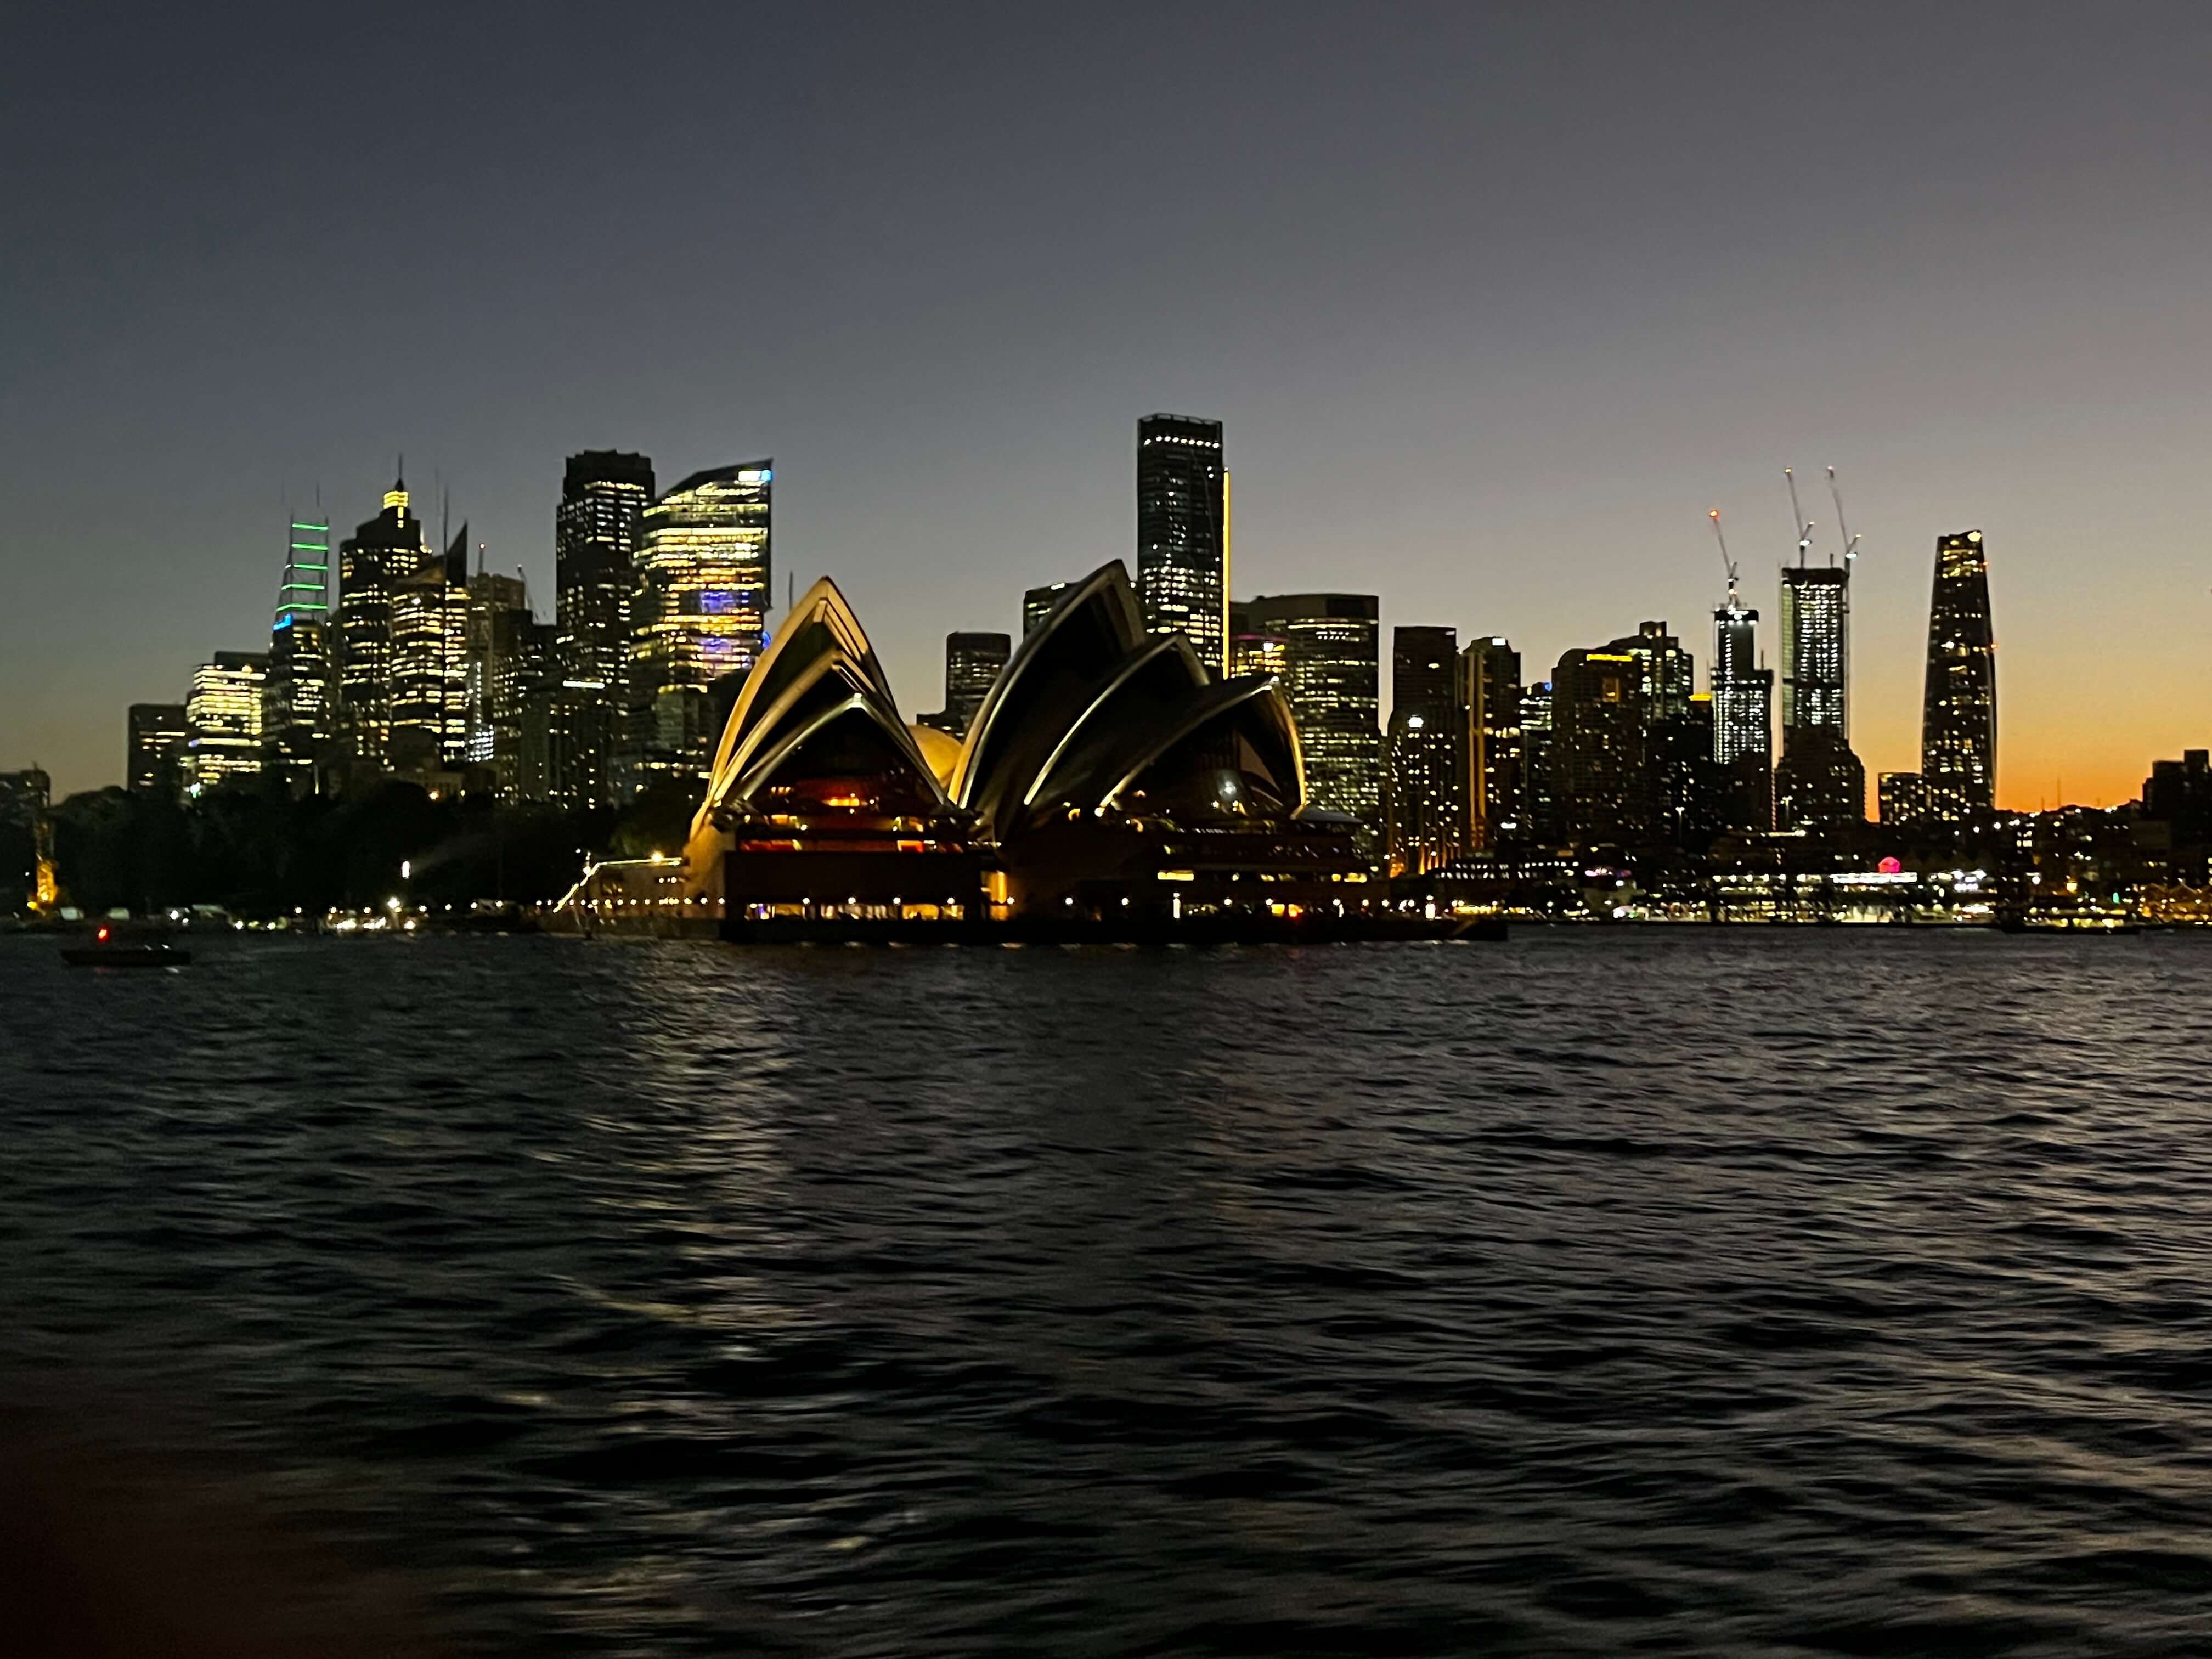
left=6, top=2, right=2209, bottom=806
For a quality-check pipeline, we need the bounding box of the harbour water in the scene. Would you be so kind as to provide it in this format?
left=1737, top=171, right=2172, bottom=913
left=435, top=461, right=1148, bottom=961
left=5, top=930, right=2211, bottom=1655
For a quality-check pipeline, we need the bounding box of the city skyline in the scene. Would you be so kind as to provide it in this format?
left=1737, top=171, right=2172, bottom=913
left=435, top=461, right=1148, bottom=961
left=7, top=6, right=2211, bottom=804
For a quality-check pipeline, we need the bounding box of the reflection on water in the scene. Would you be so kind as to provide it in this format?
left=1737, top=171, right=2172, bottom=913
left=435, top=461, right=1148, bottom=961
left=5, top=930, right=2212, bottom=1655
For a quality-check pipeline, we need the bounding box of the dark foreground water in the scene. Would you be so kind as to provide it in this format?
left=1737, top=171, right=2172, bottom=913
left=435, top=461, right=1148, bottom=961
left=5, top=930, right=2212, bottom=1655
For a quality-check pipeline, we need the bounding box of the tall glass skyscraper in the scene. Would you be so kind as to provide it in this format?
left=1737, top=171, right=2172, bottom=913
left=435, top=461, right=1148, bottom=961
left=628, top=461, right=772, bottom=791
left=186, top=652, right=268, bottom=792
left=1386, top=625, right=1461, bottom=876
left=1136, top=414, right=1227, bottom=672
left=1776, top=562, right=1863, bottom=827
left=557, top=450, right=654, bottom=806
left=1779, top=567, right=1849, bottom=734
left=336, top=477, right=431, bottom=770
left=1709, top=599, right=1773, bottom=831
left=938, top=632, right=1011, bottom=738
left=1456, top=636, right=1521, bottom=852
left=263, top=513, right=333, bottom=788
left=1921, top=529, right=1997, bottom=821
left=1239, top=592, right=1381, bottom=834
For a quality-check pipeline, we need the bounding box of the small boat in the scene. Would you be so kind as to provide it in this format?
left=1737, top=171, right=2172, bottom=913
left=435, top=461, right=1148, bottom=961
left=60, top=925, right=191, bottom=969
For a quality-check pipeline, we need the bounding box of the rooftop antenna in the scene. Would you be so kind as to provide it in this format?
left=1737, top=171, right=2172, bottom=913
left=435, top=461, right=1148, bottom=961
left=1784, top=467, right=1814, bottom=567
left=1825, top=465, right=1861, bottom=571
left=1709, top=509, right=1740, bottom=606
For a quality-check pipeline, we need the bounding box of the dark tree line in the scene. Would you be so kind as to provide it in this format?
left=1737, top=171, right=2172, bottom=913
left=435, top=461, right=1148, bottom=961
left=32, top=777, right=703, bottom=918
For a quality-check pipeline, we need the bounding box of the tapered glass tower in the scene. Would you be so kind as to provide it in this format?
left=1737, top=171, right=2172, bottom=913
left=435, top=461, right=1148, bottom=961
left=1921, top=529, right=1997, bottom=821
left=1136, top=414, right=1227, bottom=671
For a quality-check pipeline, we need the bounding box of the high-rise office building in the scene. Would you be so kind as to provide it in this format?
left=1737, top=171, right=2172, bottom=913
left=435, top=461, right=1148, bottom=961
left=386, top=523, right=467, bottom=771
left=1456, top=637, right=1521, bottom=852
left=336, top=476, right=432, bottom=770
left=1024, top=582, right=1074, bottom=636
left=128, top=703, right=189, bottom=797
left=185, top=652, right=268, bottom=792
left=1519, top=681, right=1557, bottom=847
left=1612, top=621, right=1694, bottom=720
left=1922, top=529, right=1997, bottom=822
left=464, top=567, right=531, bottom=769
left=262, top=513, right=334, bottom=791
left=1136, top=414, right=1227, bottom=671
left=1239, top=592, right=1381, bottom=834
left=927, top=632, right=1010, bottom=739
left=1552, top=647, right=1652, bottom=848
left=1385, top=625, right=1460, bottom=875
left=1709, top=596, right=1774, bottom=832
left=556, top=450, right=654, bottom=807
left=628, top=461, right=772, bottom=791
left=1776, top=560, right=1863, bottom=826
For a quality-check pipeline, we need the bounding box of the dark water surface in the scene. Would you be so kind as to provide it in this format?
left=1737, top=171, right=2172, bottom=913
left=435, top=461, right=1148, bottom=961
left=5, top=930, right=2212, bottom=1655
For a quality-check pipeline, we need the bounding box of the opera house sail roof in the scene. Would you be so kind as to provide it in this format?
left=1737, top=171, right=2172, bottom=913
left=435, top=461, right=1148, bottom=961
left=684, top=563, right=1360, bottom=923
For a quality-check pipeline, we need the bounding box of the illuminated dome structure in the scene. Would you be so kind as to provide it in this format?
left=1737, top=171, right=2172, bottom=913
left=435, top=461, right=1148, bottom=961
left=683, top=565, right=1369, bottom=932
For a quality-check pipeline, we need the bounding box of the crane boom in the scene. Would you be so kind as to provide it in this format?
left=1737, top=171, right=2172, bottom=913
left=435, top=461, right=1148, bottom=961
left=1709, top=508, right=1740, bottom=604
left=1825, top=465, right=1862, bottom=566
left=1784, top=466, right=1814, bottom=566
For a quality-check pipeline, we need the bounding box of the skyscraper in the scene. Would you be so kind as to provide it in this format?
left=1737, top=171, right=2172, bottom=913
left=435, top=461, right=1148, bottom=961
left=464, top=566, right=531, bottom=770
left=1709, top=594, right=1773, bottom=830
left=1776, top=561, right=1864, bottom=827
left=1239, top=592, right=1381, bottom=835
left=1779, top=567, right=1849, bottom=735
left=1385, top=625, right=1460, bottom=874
left=1136, top=414, right=1227, bottom=672
left=1921, top=529, right=1997, bottom=822
left=628, top=461, right=772, bottom=792
left=1227, top=601, right=1290, bottom=682
left=556, top=450, right=654, bottom=807
left=336, top=476, right=431, bottom=770
left=927, top=632, right=1011, bottom=739
left=1456, top=636, right=1521, bottom=852
left=262, top=511, right=334, bottom=791
left=1519, top=681, right=1557, bottom=847
left=185, top=652, right=268, bottom=792
left=386, top=522, right=466, bottom=771
left=1551, top=647, right=1652, bottom=848
left=128, top=703, right=189, bottom=797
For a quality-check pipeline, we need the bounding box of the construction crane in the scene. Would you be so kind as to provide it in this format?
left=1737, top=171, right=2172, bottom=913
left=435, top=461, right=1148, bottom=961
left=1784, top=466, right=1814, bottom=566
left=1709, top=508, right=1740, bottom=606
left=1825, top=466, right=1862, bottom=568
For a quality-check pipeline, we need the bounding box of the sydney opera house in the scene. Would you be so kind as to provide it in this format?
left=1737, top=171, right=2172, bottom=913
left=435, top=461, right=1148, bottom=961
left=629, top=561, right=1379, bottom=939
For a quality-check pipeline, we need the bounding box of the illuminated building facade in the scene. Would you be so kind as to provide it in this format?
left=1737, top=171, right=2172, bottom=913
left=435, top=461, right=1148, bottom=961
left=1385, top=625, right=1460, bottom=875
left=464, top=567, right=531, bottom=768
left=923, top=632, right=1010, bottom=739
left=1518, top=680, right=1556, bottom=846
left=1922, top=529, right=1997, bottom=822
left=1226, top=603, right=1290, bottom=683
left=1136, top=414, right=1227, bottom=672
left=1710, top=598, right=1773, bottom=830
left=336, top=477, right=431, bottom=769
left=262, top=514, right=335, bottom=788
left=186, top=651, right=268, bottom=791
left=1778, top=562, right=1863, bottom=826
left=628, top=461, right=772, bottom=792
left=128, top=703, right=189, bottom=797
left=557, top=450, right=653, bottom=807
left=1024, top=581, right=1073, bottom=635
left=387, top=525, right=469, bottom=771
left=1879, top=770, right=1931, bottom=827
left=1612, top=620, right=1693, bottom=720
left=1551, top=647, right=1651, bottom=848
left=1239, top=592, right=1381, bottom=837
left=1457, top=636, right=1521, bottom=851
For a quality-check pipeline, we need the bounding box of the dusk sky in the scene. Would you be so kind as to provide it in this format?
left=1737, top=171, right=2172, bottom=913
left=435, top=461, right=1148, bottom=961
left=6, top=2, right=2209, bottom=806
